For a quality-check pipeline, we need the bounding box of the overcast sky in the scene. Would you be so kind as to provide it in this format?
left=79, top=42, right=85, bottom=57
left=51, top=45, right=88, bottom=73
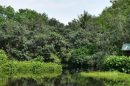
left=0, top=0, right=112, bottom=24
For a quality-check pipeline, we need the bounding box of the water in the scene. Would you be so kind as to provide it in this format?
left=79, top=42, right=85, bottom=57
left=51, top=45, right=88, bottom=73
left=0, top=72, right=127, bottom=86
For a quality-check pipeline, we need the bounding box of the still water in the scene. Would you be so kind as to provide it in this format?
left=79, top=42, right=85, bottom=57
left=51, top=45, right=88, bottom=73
left=0, top=74, right=103, bottom=86
left=0, top=71, right=126, bottom=86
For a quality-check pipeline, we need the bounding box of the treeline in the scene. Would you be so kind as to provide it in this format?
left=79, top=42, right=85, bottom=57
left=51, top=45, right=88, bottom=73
left=0, top=0, right=130, bottom=70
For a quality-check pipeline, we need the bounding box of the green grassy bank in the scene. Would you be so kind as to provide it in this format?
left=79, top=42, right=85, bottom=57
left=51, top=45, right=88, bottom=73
left=78, top=71, right=130, bottom=86
left=0, top=50, right=62, bottom=76
left=0, top=61, right=62, bottom=75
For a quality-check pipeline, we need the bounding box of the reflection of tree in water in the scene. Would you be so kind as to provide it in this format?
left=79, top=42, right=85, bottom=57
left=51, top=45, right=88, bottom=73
left=5, top=75, right=110, bottom=86
left=0, top=72, right=60, bottom=86
left=6, top=78, right=38, bottom=86
left=82, top=78, right=105, bottom=86
left=5, top=77, right=57, bottom=86
left=0, top=73, right=125, bottom=86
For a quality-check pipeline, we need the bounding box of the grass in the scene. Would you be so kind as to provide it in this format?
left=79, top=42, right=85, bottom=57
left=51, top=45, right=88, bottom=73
left=80, top=71, right=130, bottom=81
left=0, top=50, right=62, bottom=85
left=0, top=60, right=62, bottom=86
left=0, top=70, right=60, bottom=86
left=78, top=71, right=130, bottom=86
left=0, top=61, right=62, bottom=75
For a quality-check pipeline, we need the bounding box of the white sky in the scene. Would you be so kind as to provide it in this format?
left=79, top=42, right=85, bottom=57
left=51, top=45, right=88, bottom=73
left=0, top=0, right=112, bottom=24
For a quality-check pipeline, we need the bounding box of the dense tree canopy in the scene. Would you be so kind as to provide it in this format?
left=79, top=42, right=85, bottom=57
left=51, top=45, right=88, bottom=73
left=0, top=0, right=130, bottom=70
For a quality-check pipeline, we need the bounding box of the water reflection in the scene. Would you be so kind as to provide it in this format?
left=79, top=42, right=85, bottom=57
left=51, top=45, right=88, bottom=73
left=2, top=73, right=78, bottom=86
left=7, top=78, right=38, bottom=86
left=0, top=72, right=61, bottom=86
left=0, top=72, right=127, bottom=86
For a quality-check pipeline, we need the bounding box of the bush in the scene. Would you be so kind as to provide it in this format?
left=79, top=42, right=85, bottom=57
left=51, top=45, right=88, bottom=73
left=104, top=56, right=130, bottom=73
left=70, top=55, right=90, bottom=68
left=0, top=61, right=62, bottom=75
left=0, top=50, right=8, bottom=65
left=69, top=47, right=91, bottom=68
left=0, top=50, right=62, bottom=75
left=0, top=61, right=17, bottom=74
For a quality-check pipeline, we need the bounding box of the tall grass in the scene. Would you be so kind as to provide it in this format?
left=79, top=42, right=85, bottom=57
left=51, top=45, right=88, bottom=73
left=78, top=71, right=130, bottom=86
left=0, top=49, right=62, bottom=76
left=0, top=61, right=62, bottom=75
left=0, top=69, right=61, bottom=86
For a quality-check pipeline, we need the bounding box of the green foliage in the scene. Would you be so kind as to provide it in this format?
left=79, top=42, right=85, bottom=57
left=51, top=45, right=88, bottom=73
left=31, top=56, right=44, bottom=62
left=0, top=0, right=130, bottom=70
left=104, top=56, right=130, bottom=73
left=0, top=50, right=8, bottom=65
left=79, top=71, right=130, bottom=86
left=0, top=6, right=68, bottom=63
left=0, top=61, right=62, bottom=75
left=69, top=47, right=91, bottom=68
left=0, top=68, right=61, bottom=86
left=0, top=49, right=62, bottom=85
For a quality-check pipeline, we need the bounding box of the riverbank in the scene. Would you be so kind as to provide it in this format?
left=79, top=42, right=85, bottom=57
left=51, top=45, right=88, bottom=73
left=0, top=61, right=62, bottom=75
left=78, top=71, right=130, bottom=86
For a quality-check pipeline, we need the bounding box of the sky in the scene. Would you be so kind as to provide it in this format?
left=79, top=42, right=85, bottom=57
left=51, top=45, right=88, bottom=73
left=0, top=0, right=112, bottom=24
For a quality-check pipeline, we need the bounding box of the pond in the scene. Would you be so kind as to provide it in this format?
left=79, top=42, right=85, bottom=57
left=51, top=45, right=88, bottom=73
left=0, top=71, right=129, bottom=86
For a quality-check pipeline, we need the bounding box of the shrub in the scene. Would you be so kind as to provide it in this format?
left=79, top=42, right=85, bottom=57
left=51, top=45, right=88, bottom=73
left=103, top=56, right=130, bottom=73
left=0, top=61, right=17, bottom=74
left=0, top=61, right=62, bottom=75
left=0, top=50, right=8, bottom=65
left=31, top=56, right=44, bottom=62
left=69, top=47, right=91, bottom=68
left=70, top=56, right=90, bottom=68
left=0, top=50, right=62, bottom=75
